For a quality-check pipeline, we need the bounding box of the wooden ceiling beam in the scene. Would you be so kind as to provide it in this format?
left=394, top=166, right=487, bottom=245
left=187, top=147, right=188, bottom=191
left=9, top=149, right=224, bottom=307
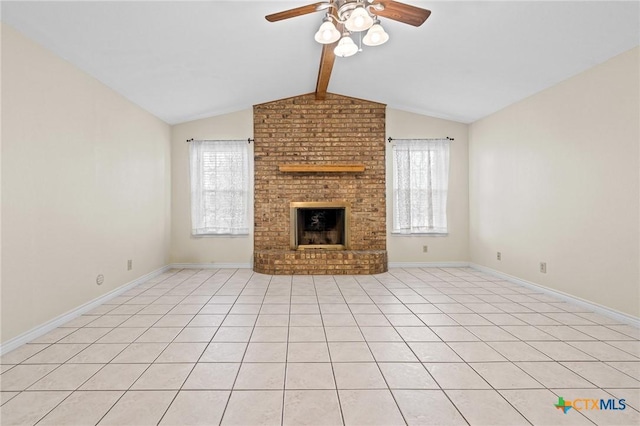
left=315, top=41, right=337, bottom=100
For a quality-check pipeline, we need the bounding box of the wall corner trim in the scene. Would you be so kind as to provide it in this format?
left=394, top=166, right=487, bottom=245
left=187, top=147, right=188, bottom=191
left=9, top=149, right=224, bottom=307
left=470, top=263, right=640, bottom=328
left=0, top=265, right=172, bottom=356
left=170, top=263, right=252, bottom=269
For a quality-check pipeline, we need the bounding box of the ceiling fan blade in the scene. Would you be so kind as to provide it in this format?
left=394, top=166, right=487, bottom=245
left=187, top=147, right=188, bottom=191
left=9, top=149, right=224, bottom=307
left=266, top=2, right=329, bottom=22
left=375, top=1, right=431, bottom=27
left=315, top=40, right=338, bottom=100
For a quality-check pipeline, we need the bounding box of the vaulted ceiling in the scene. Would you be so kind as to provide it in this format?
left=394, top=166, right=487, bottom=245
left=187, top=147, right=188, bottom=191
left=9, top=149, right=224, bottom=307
left=2, top=1, right=639, bottom=125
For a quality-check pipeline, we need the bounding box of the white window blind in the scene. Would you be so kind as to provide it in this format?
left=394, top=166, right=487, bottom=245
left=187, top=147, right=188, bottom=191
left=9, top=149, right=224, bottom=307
left=392, top=138, right=450, bottom=234
left=189, top=140, right=249, bottom=235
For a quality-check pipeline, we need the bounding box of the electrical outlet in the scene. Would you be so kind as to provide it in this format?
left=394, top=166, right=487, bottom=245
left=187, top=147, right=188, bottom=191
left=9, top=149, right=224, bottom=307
left=497, top=252, right=501, bottom=261
left=127, top=259, right=133, bottom=271
left=540, top=262, right=547, bottom=273
left=423, top=245, right=428, bottom=253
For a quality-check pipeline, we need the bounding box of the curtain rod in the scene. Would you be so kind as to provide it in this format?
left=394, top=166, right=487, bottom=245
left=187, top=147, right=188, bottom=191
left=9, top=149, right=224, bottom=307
left=186, top=138, right=254, bottom=144
left=388, top=137, right=454, bottom=143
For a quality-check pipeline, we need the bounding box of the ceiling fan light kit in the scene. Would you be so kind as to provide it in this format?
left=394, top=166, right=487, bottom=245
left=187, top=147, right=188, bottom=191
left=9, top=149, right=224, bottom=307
left=266, top=0, right=430, bottom=98
left=314, top=19, right=342, bottom=44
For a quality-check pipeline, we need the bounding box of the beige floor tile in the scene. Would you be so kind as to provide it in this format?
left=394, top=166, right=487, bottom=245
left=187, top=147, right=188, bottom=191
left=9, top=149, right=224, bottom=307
left=288, top=342, right=330, bottom=362
left=131, top=363, right=193, bottom=389
left=111, top=342, right=168, bottom=363
left=67, top=343, right=128, bottom=363
left=119, top=314, right=162, bottom=328
left=393, top=389, right=467, bottom=425
left=359, top=326, right=403, bottom=342
left=516, top=361, right=597, bottom=388
left=430, top=326, right=480, bottom=342
left=527, top=341, right=596, bottom=361
left=244, top=342, right=288, bottom=362
left=38, top=390, right=123, bottom=425
left=154, top=315, right=195, bottom=327
left=174, top=326, right=217, bottom=342
left=465, top=326, right=519, bottom=341
left=339, top=389, right=405, bottom=425
left=425, top=363, right=491, bottom=389
left=234, top=363, right=286, bottom=390
left=487, top=341, right=552, bottom=361
left=0, top=344, right=49, bottom=362
left=354, top=314, right=391, bottom=327
left=289, top=326, right=326, bottom=342
left=378, top=362, right=438, bottom=389
left=135, top=327, right=182, bottom=343
left=200, top=342, right=247, bottom=362
left=212, top=326, right=253, bottom=342
left=160, top=390, right=230, bottom=425
left=250, top=327, right=289, bottom=342
left=98, top=390, right=176, bottom=425
left=156, top=342, right=207, bottom=363
left=230, top=304, right=262, bottom=314
left=285, top=363, right=335, bottom=390
left=561, top=361, right=640, bottom=387
left=536, top=325, right=596, bottom=341
left=394, top=326, right=440, bottom=342
left=22, top=343, right=88, bottom=364
left=0, top=390, right=70, bottom=425
left=333, top=363, right=386, bottom=389
left=57, top=327, right=112, bottom=344
left=283, top=390, right=342, bottom=426
left=183, top=363, right=240, bottom=389
left=568, top=341, right=639, bottom=361
left=0, top=364, right=59, bottom=391
left=320, top=304, right=352, bottom=314
left=290, top=314, right=322, bottom=327
left=80, top=363, right=148, bottom=390
left=322, top=314, right=357, bottom=327
left=501, top=325, right=557, bottom=341
left=256, top=314, right=290, bottom=327
left=606, top=388, right=640, bottom=410
left=446, top=389, right=529, bottom=425
left=0, top=391, right=19, bottom=406
left=607, top=341, right=640, bottom=357
left=324, top=326, right=363, bottom=342
left=328, top=341, right=375, bottom=362
left=222, top=314, right=258, bottom=327
left=30, top=327, right=78, bottom=342
left=499, top=389, right=593, bottom=425
left=448, top=342, right=507, bottom=362
left=97, top=328, right=147, bottom=343
left=408, top=342, right=463, bottom=362
left=85, top=315, right=131, bottom=328
left=417, top=313, right=459, bottom=326
left=368, top=342, right=418, bottom=362
left=471, top=362, right=544, bottom=389
left=221, top=390, right=283, bottom=426
left=29, top=363, right=103, bottom=390
left=607, top=361, right=640, bottom=380
left=259, top=305, right=290, bottom=314
left=480, top=313, right=527, bottom=326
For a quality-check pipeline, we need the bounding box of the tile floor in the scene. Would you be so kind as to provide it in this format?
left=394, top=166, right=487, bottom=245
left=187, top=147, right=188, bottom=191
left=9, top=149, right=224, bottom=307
left=1, top=267, right=639, bottom=425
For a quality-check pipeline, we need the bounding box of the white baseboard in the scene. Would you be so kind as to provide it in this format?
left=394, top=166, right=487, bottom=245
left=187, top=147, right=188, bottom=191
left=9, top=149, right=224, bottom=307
left=0, top=265, right=171, bottom=356
left=388, top=262, right=471, bottom=268
left=170, top=263, right=252, bottom=269
left=470, top=263, right=640, bottom=328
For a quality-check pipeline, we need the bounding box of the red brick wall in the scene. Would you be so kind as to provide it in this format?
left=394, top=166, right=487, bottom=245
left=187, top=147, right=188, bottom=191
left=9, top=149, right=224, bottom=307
left=253, top=93, right=387, bottom=252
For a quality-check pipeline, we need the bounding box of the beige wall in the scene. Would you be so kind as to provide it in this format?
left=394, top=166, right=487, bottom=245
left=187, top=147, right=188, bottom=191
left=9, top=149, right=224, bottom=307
left=469, top=47, right=640, bottom=316
left=1, top=24, right=172, bottom=342
left=170, top=110, right=254, bottom=265
left=386, top=109, right=470, bottom=264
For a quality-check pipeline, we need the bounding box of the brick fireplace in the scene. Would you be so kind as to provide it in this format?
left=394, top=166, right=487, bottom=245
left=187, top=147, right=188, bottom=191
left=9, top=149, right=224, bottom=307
left=253, top=93, right=387, bottom=274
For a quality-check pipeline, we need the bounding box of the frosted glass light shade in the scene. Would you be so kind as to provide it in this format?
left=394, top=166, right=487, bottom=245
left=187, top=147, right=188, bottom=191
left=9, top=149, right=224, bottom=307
left=363, top=24, right=389, bottom=46
left=334, top=35, right=358, bottom=57
left=314, top=20, right=341, bottom=44
left=345, top=6, right=374, bottom=32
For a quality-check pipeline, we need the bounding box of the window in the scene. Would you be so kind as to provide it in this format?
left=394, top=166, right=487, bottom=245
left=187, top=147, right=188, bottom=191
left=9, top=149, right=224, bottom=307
left=189, top=140, right=249, bottom=235
left=392, top=138, right=450, bottom=234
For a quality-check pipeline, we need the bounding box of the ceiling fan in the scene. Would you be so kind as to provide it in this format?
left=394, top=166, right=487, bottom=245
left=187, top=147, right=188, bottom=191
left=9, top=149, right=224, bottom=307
left=266, top=0, right=431, bottom=100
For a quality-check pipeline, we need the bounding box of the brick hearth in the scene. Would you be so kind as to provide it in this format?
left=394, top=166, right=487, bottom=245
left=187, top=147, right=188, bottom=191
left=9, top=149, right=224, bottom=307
left=252, top=93, right=388, bottom=274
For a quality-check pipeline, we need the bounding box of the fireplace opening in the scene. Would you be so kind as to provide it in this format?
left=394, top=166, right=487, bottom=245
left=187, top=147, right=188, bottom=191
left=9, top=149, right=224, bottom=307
left=290, top=202, right=350, bottom=250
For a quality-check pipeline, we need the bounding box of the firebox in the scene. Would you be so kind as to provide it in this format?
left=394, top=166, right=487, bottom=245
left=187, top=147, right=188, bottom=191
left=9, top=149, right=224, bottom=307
left=290, top=201, right=350, bottom=250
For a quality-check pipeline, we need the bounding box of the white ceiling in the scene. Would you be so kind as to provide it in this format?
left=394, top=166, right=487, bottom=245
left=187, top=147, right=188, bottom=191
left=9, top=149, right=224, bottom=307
left=2, top=1, right=639, bottom=125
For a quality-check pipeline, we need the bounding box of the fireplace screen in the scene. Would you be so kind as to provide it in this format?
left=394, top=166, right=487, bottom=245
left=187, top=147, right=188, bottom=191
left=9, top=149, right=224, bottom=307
left=290, top=202, right=350, bottom=250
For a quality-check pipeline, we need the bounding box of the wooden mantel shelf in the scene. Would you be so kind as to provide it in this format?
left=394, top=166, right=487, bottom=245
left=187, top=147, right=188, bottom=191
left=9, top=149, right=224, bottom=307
left=279, top=164, right=366, bottom=173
